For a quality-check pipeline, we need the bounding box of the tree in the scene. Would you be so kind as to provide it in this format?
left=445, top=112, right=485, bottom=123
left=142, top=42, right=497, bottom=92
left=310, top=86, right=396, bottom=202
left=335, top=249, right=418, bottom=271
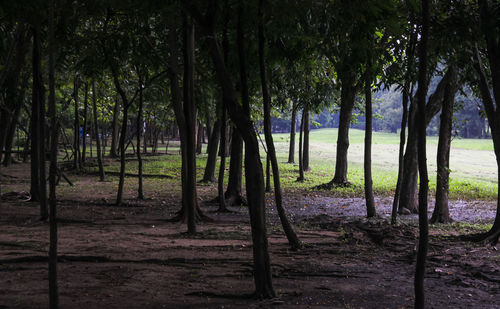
left=48, top=0, right=59, bottom=306
left=431, top=66, right=459, bottom=223
left=414, top=0, right=431, bottom=306
left=258, top=0, right=302, bottom=249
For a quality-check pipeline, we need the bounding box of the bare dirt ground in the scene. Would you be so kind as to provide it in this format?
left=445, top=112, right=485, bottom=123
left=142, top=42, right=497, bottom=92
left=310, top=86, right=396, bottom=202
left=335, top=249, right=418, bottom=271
left=1, top=161, right=500, bottom=308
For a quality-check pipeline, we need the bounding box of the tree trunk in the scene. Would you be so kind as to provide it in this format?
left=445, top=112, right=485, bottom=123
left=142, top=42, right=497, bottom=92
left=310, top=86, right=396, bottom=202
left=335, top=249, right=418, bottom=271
left=472, top=3, right=500, bottom=243
left=200, top=0, right=276, bottom=297
left=92, top=81, right=105, bottom=181
left=32, top=22, right=47, bottom=219
left=167, top=15, right=205, bottom=224
left=109, top=96, right=120, bottom=158
left=196, top=120, right=203, bottom=155
left=265, top=153, right=271, bottom=192
left=258, top=2, right=302, bottom=249
left=137, top=79, right=144, bottom=200
left=73, top=77, right=81, bottom=170
left=82, top=82, right=88, bottom=163
left=332, top=79, right=356, bottom=185
left=297, top=110, right=305, bottom=182
left=183, top=12, right=198, bottom=234
left=364, top=69, right=376, bottom=218
left=47, top=1, right=59, bottom=305
left=201, top=120, right=220, bottom=183
left=391, top=83, right=410, bottom=224
left=225, top=127, right=245, bottom=205
left=115, top=100, right=128, bottom=206
left=217, top=105, right=228, bottom=211
left=414, top=0, right=430, bottom=306
left=431, top=67, right=458, bottom=224
left=303, top=103, right=310, bottom=171
left=30, top=24, right=41, bottom=203
left=399, top=67, right=457, bottom=213
left=288, top=101, right=297, bottom=163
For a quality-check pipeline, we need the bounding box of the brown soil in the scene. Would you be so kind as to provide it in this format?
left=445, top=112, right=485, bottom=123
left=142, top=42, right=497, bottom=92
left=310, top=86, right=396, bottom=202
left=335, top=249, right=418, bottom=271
left=1, top=162, right=499, bottom=308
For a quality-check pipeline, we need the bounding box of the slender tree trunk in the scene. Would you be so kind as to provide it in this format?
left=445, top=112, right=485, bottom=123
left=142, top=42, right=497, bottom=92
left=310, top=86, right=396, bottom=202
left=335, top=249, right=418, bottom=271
left=82, top=82, right=88, bottom=163
left=196, top=120, right=203, bottom=155
left=258, top=1, right=302, bottom=249
left=115, top=101, right=128, bottom=206
left=431, top=67, right=458, bottom=224
left=32, top=22, right=47, bottom=219
left=217, top=105, right=228, bottom=211
left=331, top=79, right=356, bottom=185
left=137, top=80, right=144, bottom=199
left=288, top=101, right=297, bottom=163
left=183, top=12, right=197, bottom=233
left=92, top=81, right=105, bottom=181
left=201, top=0, right=275, bottom=296
left=109, top=96, right=120, bottom=158
left=30, top=24, right=41, bottom=203
left=297, top=111, right=305, bottom=181
left=392, top=83, right=410, bottom=224
left=201, top=120, right=220, bottom=183
left=303, top=103, right=310, bottom=171
left=415, top=0, right=430, bottom=306
left=399, top=68, right=457, bottom=213
left=47, top=1, right=59, bottom=305
left=265, top=153, right=271, bottom=192
left=472, top=16, right=500, bottom=243
left=225, top=127, right=245, bottom=205
left=364, top=70, right=376, bottom=218
left=73, top=77, right=80, bottom=170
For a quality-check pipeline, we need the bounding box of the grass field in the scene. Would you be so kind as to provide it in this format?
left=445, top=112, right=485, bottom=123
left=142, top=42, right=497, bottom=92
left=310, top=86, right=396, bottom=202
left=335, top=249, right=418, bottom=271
left=272, top=128, right=497, bottom=200
left=91, top=127, right=497, bottom=201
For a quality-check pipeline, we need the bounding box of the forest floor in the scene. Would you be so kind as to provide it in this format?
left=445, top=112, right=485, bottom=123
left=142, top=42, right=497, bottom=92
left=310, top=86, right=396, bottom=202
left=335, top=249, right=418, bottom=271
left=1, top=160, right=500, bottom=308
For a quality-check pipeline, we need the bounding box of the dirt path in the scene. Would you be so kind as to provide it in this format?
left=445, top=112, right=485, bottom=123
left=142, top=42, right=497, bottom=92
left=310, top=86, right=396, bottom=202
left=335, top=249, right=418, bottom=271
left=1, top=163, right=499, bottom=308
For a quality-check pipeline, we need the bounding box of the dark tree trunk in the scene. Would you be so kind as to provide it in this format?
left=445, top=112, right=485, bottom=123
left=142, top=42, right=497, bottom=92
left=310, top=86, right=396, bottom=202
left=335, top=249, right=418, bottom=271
left=225, top=127, right=245, bottom=205
left=392, top=83, right=410, bottom=224
left=391, top=25, right=417, bottom=224
left=415, top=0, right=430, bottom=306
left=258, top=2, right=302, bottom=249
left=399, top=68, right=457, bottom=213
left=217, top=106, right=228, bottom=211
left=183, top=12, right=198, bottom=233
left=364, top=70, right=376, bottom=218
left=288, top=101, right=297, bottom=163
left=30, top=24, right=41, bottom=203
left=115, top=96, right=128, bottom=206
left=196, top=120, right=203, bottom=155
left=47, top=1, right=59, bottom=305
left=205, top=110, right=213, bottom=150
left=32, top=22, right=47, bottom=219
left=82, top=82, right=88, bottom=163
left=472, top=2, right=500, bottom=243
left=92, top=81, right=105, bottom=181
left=303, top=103, right=310, bottom=171
left=73, top=77, right=81, bottom=170
left=137, top=79, right=144, bottom=200
left=431, top=67, right=458, bottom=224
left=199, top=0, right=276, bottom=297
left=297, top=111, right=305, bottom=182
left=201, top=120, right=220, bottom=183
left=109, top=96, right=120, bottom=158
left=265, top=153, right=271, bottom=192
left=167, top=15, right=205, bottom=224
left=332, top=79, right=356, bottom=185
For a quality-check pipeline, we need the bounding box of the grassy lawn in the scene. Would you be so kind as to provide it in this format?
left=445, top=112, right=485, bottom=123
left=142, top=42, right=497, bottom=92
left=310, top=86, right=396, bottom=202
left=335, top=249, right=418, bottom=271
left=91, top=127, right=497, bottom=201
